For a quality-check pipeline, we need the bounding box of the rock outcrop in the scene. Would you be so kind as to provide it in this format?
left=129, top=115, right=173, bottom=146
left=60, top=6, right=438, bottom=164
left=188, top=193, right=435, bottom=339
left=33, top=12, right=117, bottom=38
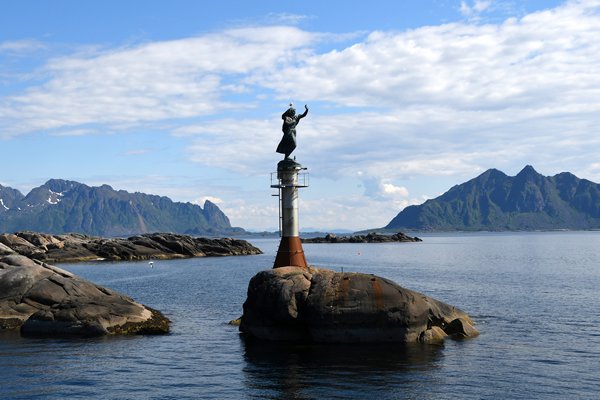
left=0, top=231, right=262, bottom=263
left=0, top=254, right=170, bottom=337
left=240, top=266, right=477, bottom=343
left=302, top=232, right=422, bottom=244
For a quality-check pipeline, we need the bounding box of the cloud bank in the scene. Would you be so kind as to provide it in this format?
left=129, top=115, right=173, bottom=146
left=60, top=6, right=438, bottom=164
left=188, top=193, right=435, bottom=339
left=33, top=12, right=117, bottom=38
left=2, top=1, right=600, bottom=229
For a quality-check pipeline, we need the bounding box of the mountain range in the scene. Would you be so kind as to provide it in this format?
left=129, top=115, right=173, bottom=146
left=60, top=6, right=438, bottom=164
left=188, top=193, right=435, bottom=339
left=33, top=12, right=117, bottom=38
left=386, top=165, right=600, bottom=231
left=0, top=179, right=243, bottom=236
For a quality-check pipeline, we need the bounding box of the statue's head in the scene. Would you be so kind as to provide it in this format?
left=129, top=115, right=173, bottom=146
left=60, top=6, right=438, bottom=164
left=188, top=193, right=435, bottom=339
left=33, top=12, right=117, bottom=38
left=286, top=103, right=296, bottom=117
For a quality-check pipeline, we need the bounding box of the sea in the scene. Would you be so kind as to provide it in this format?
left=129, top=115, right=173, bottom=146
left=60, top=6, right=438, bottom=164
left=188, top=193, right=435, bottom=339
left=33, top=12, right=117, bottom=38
left=1, top=232, right=599, bottom=399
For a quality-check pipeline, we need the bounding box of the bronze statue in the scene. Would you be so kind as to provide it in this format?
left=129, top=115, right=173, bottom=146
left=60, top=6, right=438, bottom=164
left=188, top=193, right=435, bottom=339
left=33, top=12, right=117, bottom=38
left=276, top=103, right=308, bottom=159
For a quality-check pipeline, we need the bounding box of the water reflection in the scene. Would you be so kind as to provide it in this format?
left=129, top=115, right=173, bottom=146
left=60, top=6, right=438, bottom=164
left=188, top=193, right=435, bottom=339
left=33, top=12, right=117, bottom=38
left=241, top=336, right=444, bottom=399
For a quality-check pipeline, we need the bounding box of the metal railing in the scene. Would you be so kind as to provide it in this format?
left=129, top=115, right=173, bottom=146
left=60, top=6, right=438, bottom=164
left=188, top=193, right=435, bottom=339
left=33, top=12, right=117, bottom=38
left=270, top=171, right=310, bottom=188
left=270, top=171, right=309, bottom=236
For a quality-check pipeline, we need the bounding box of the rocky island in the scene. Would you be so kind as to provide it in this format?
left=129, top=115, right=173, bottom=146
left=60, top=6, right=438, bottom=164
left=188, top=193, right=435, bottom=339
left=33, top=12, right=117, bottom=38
left=302, top=232, right=422, bottom=243
left=240, top=266, right=478, bottom=343
left=0, top=254, right=170, bottom=337
left=0, top=231, right=262, bottom=263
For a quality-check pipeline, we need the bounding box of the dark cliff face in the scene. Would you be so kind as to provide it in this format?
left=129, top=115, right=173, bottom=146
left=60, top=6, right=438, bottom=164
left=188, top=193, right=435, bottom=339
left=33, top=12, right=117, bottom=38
left=386, top=166, right=600, bottom=231
left=203, top=200, right=231, bottom=227
left=505, top=165, right=549, bottom=213
left=0, top=180, right=241, bottom=236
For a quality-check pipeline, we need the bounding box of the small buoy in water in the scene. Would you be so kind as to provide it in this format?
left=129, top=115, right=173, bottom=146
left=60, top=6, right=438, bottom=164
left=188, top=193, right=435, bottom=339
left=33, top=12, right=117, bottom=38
left=149, top=261, right=154, bottom=268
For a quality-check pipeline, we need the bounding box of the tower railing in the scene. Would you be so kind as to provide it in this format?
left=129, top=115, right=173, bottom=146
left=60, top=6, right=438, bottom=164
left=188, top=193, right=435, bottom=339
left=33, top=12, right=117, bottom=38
left=270, top=171, right=309, bottom=237
left=270, top=171, right=309, bottom=188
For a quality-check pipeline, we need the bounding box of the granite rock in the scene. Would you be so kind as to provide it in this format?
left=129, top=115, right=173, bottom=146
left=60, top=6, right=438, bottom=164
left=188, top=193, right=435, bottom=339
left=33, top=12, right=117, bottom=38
left=0, top=242, right=15, bottom=256
left=0, top=231, right=262, bottom=263
left=240, top=266, right=478, bottom=343
left=0, top=254, right=170, bottom=337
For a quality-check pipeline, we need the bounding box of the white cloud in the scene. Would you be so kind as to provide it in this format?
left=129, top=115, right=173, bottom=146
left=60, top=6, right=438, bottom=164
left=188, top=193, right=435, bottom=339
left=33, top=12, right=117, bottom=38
left=49, top=128, right=98, bottom=137
left=0, top=39, right=45, bottom=53
left=178, top=117, right=279, bottom=175
left=265, top=12, right=312, bottom=25
left=460, top=0, right=493, bottom=19
left=294, top=193, right=425, bottom=231
left=262, top=3, right=600, bottom=114
left=0, top=26, right=315, bottom=137
left=381, top=183, right=409, bottom=197
left=3, top=2, right=600, bottom=230
left=217, top=198, right=280, bottom=230
left=194, top=196, right=223, bottom=205
left=361, top=176, right=409, bottom=201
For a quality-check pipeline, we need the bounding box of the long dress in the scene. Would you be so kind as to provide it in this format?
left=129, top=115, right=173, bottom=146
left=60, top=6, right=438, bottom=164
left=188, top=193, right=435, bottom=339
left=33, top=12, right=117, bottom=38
left=276, top=116, right=299, bottom=157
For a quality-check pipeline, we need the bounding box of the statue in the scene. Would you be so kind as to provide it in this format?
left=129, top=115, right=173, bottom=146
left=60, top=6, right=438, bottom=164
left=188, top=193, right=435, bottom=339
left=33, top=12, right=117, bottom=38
left=276, top=103, right=308, bottom=159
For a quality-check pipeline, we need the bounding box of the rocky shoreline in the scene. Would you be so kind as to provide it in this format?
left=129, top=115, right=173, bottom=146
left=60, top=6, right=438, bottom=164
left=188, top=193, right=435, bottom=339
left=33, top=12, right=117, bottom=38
left=302, top=232, right=422, bottom=244
left=0, top=254, right=170, bottom=337
left=0, top=231, right=262, bottom=263
left=0, top=231, right=262, bottom=338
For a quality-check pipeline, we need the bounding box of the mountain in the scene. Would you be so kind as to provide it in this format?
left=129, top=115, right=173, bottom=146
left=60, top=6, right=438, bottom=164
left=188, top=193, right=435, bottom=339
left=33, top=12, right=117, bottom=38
left=0, top=179, right=244, bottom=236
left=385, top=165, right=600, bottom=231
left=0, top=184, right=24, bottom=211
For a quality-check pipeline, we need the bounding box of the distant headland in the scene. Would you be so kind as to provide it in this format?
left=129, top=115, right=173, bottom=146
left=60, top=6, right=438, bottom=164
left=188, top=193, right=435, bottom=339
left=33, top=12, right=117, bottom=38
left=384, top=165, right=600, bottom=231
left=0, top=179, right=244, bottom=237
left=302, top=232, right=422, bottom=243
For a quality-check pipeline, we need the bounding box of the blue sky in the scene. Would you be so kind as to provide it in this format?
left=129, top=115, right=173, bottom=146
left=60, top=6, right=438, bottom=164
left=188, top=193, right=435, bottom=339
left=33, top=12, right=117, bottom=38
left=1, top=0, right=598, bottom=231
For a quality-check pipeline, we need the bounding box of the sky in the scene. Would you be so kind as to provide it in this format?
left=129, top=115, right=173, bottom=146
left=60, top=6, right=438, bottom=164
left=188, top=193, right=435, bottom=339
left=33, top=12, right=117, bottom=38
left=1, top=0, right=599, bottom=231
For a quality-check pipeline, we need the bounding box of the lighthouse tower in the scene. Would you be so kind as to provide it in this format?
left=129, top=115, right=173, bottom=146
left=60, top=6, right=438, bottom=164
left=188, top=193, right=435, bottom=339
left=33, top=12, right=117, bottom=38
left=271, top=158, right=309, bottom=269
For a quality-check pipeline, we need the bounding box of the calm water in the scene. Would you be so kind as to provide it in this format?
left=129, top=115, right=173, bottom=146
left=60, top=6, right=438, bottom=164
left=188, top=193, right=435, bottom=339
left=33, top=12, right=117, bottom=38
left=2, top=232, right=600, bottom=399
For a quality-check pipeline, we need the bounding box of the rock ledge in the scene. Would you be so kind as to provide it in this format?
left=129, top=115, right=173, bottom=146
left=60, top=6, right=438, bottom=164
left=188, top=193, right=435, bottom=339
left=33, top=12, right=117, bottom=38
left=0, top=231, right=262, bottom=263
left=0, top=254, right=170, bottom=337
left=302, top=232, right=422, bottom=244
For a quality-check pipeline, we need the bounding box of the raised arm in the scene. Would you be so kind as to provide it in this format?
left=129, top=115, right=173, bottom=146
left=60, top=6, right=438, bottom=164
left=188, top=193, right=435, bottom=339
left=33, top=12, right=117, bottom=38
left=298, top=104, right=309, bottom=120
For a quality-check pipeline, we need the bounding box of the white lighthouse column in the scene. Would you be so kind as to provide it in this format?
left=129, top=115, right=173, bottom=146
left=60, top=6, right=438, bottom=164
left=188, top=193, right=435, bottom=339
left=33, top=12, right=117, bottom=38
left=280, top=168, right=299, bottom=237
